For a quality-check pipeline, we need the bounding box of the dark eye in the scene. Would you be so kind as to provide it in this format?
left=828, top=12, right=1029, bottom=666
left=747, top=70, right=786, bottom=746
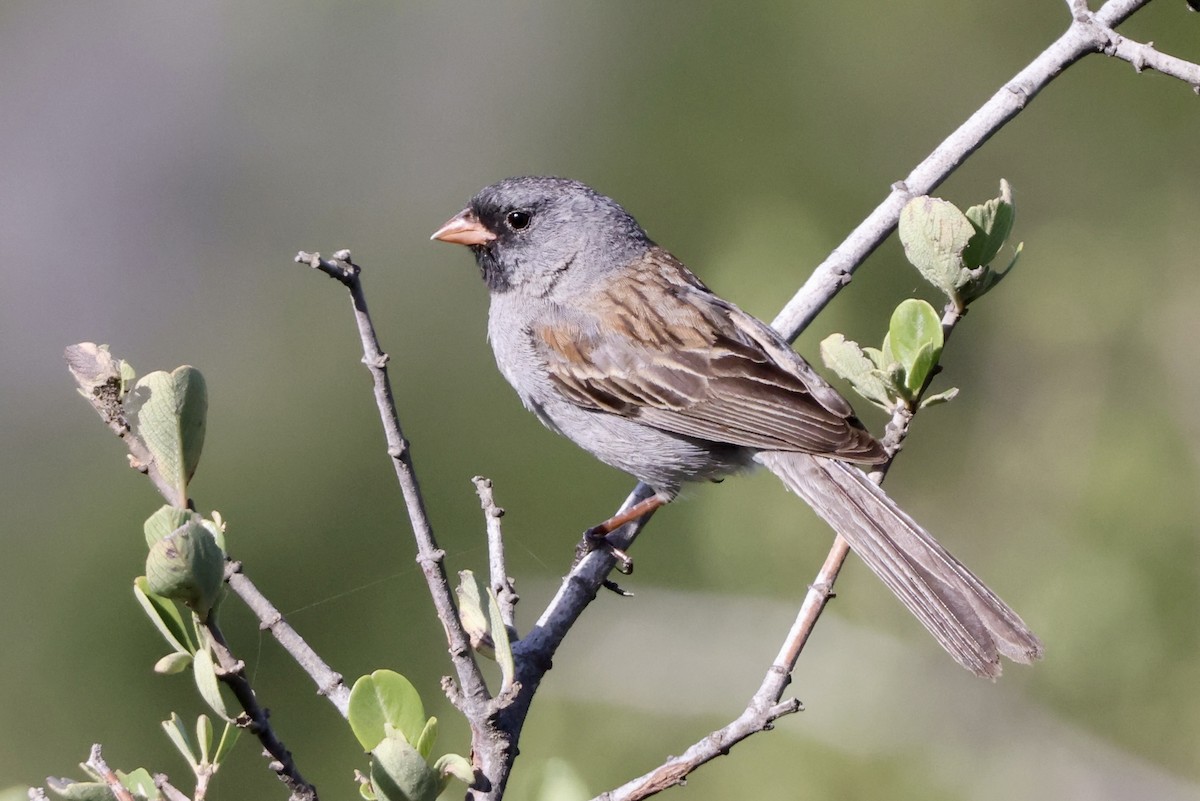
left=506, top=210, right=531, bottom=230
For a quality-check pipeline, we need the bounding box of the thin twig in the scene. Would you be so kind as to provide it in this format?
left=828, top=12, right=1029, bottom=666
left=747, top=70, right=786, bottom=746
left=85, top=745, right=136, bottom=801
left=154, top=775, right=192, bottom=801
left=224, top=560, right=351, bottom=716
left=473, top=476, right=519, bottom=632
left=1106, top=34, right=1200, bottom=89
left=295, top=250, right=496, bottom=793
left=203, top=620, right=318, bottom=801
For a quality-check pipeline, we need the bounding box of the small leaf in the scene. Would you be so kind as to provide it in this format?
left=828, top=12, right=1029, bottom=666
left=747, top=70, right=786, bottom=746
left=904, top=343, right=939, bottom=395
left=487, top=588, right=514, bottom=694
left=193, top=645, right=232, bottom=721
left=455, top=570, right=494, bottom=658
left=413, top=716, right=438, bottom=761
left=144, top=519, right=225, bottom=621
left=920, top=387, right=960, bottom=409
left=117, top=769, right=155, bottom=799
left=144, top=505, right=195, bottom=547
left=133, top=576, right=196, bottom=653
left=898, top=196, right=974, bottom=299
left=434, top=753, right=475, bottom=790
left=163, top=713, right=198, bottom=768
left=196, top=714, right=214, bottom=765
left=888, top=299, right=944, bottom=395
left=963, top=185, right=1015, bottom=269
left=861, top=346, right=888, bottom=370
left=348, top=670, right=426, bottom=752
left=371, top=732, right=440, bottom=801
left=154, top=652, right=193, bottom=675
left=964, top=241, right=1022, bottom=304
left=819, top=334, right=898, bottom=410
left=820, top=333, right=874, bottom=381
left=45, top=779, right=115, bottom=801
left=124, top=366, right=207, bottom=506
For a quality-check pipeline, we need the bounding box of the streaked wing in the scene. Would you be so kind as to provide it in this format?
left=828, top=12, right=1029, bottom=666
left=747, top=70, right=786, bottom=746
left=534, top=248, right=885, bottom=463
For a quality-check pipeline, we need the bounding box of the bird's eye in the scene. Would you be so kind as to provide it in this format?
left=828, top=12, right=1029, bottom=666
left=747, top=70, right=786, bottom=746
left=506, top=210, right=531, bottom=230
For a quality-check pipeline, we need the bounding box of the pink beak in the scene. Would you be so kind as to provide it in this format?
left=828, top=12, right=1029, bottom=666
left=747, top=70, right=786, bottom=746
left=430, top=209, right=496, bottom=246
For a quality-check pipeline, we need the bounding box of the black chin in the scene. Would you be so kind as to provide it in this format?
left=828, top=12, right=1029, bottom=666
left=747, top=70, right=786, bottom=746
left=474, top=247, right=512, bottom=293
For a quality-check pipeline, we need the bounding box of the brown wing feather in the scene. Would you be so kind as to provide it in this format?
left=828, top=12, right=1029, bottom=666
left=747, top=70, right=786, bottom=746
left=536, top=248, right=886, bottom=463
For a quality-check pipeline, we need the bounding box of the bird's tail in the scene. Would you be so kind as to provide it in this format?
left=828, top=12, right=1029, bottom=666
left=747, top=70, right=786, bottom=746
left=756, top=451, right=1043, bottom=677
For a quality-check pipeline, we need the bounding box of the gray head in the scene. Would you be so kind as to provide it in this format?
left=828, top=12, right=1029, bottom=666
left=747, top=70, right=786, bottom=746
left=431, top=177, right=653, bottom=296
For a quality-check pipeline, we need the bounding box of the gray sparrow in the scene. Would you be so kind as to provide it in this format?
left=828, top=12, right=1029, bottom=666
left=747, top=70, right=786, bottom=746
left=432, top=176, right=1042, bottom=677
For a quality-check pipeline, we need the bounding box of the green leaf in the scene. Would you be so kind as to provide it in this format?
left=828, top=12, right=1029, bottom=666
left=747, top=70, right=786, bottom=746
left=144, top=519, right=225, bottom=620
left=964, top=240, right=1022, bottom=304
left=487, top=588, right=514, bottom=694
left=888, top=299, right=944, bottom=395
left=124, top=366, right=207, bottom=506
left=819, top=334, right=898, bottom=410
left=370, top=731, right=440, bottom=801
left=920, top=387, right=960, bottom=409
left=116, top=769, right=155, bottom=800
left=196, top=714, right=214, bottom=765
left=413, top=716, right=438, bottom=761
left=162, top=713, right=198, bottom=768
left=153, top=652, right=193, bottom=675
left=963, top=179, right=1015, bottom=268
left=898, top=196, right=974, bottom=299
left=455, top=570, right=494, bottom=658
left=905, top=343, right=939, bottom=395
left=133, top=576, right=196, bottom=653
left=44, top=779, right=115, bottom=801
left=144, top=505, right=195, bottom=547
left=434, top=753, right=475, bottom=790
left=348, top=670, right=426, bottom=752
left=193, top=644, right=232, bottom=721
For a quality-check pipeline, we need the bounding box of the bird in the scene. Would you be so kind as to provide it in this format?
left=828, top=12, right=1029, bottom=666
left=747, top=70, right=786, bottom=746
left=431, top=176, right=1043, bottom=677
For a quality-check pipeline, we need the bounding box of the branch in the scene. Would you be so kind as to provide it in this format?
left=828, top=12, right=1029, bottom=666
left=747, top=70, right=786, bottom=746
left=294, top=251, right=497, bottom=790
left=473, top=476, right=519, bottom=632
left=1105, top=33, right=1200, bottom=90
left=771, top=0, right=1166, bottom=339
left=85, top=745, right=136, bottom=801
left=224, top=560, right=351, bottom=716
left=203, top=619, right=318, bottom=801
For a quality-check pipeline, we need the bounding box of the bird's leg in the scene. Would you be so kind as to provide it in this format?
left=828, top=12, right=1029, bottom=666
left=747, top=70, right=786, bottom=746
left=573, top=495, right=666, bottom=575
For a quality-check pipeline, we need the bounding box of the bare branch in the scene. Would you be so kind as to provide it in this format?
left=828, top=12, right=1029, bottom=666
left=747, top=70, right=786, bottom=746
left=85, top=745, right=136, bottom=801
left=1106, top=34, right=1200, bottom=89
left=473, top=476, right=519, bottom=632
left=154, top=775, right=192, bottom=801
left=224, top=560, right=351, bottom=716
left=203, top=620, right=318, bottom=801
left=294, top=250, right=497, bottom=794
left=771, top=0, right=1159, bottom=339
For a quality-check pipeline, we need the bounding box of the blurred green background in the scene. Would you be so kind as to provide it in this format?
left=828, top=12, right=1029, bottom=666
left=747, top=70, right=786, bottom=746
left=3, top=2, right=1198, bottom=799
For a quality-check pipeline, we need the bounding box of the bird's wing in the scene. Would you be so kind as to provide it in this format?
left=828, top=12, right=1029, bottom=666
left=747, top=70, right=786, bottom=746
left=533, top=248, right=885, bottom=463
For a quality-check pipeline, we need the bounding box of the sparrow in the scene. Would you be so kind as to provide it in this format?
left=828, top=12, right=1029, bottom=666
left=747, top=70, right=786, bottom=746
left=431, top=176, right=1042, bottom=677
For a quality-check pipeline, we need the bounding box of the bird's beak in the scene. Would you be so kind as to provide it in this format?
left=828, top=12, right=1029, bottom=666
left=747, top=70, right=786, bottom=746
left=430, top=208, right=496, bottom=247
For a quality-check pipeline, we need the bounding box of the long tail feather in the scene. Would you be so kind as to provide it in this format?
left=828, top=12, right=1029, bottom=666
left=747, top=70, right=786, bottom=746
left=756, top=451, right=1043, bottom=677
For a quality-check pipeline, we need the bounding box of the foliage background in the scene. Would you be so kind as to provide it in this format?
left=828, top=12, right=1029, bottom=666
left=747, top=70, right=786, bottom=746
left=2, top=2, right=1197, bottom=799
